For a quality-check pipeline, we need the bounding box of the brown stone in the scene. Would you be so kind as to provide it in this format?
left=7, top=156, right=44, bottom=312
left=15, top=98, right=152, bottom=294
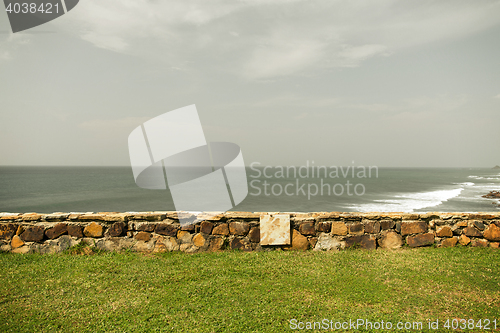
left=441, top=237, right=458, bottom=247
left=401, top=221, right=427, bottom=235
left=380, top=220, right=395, bottom=230
left=290, top=229, right=309, bottom=250
left=331, top=222, right=348, bottom=235
left=209, top=237, right=225, bottom=251
left=230, top=237, right=252, bottom=251
left=345, top=235, right=376, bottom=250
left=309, top=237, right=318, bottom=248
left=378, top=231, right=402, bottom=249
left=248, top=227, right=260, bottom=243
left=298, top=222, right=316, bottom=236
left=180, top=224, right=195, bottom=232
left=0, top=214, right=19, bottom=221
left=134, top=231, right=151, bottom=242
left=16, top=225, right=23, bottom=236
left=192, top=233, right=207, bottom=247
left=103, top=213, right=128, bottom=222
left=137, top=223, right=156, bottom=232
left=470, top=239, right=488, bottom=247
left=348, top=223, right=364, bottom=235
left=68, top=225, right=83, bottom=238
left=464, top=227, right=482, bottom=237
left=364, top=221, right=380, bottom=234
left=0, top=224, right=18, bottom=240
left=212, top=223, right=229, bottom=236
left=469, top=213, right=497, bottom=220
left=108, top=222, right=126, bottom=237
left=483, top=224, right=500, bottom=241
left=45, top=223, right=68, bottom=239
left=155, top=223, right=178, bottom=237
left=436, top=226, right=453, bottom=238
left=458, top=234, right=470, bottom=246
left=490, top=242, right=499, bottom=248
left=83, top=223, right=104, bottom=238
left=11, top=235, right=24, bottom=249
left=20, top=226, right=45, bottom=242
left=21, top=213, right=42, bottom=221
left=473, top=221, right=485, bottom=231
left=316, top=222, right=331, bottom=233
left=200, top=221, right=214, bottom=234
left=406, top=233, right=434, bottom=247
left=455, top=221, right=468, bottom=227
left=402, top=213, right=419, bottom=220
left=229, top=222, right=250, bottom=236
left=78, top=214, right=105, bottom=221
left=177, top=230, right=192, bottom=243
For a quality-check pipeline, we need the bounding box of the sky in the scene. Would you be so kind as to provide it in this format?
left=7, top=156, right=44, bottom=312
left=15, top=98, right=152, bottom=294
left=0, top=0, right=499, bottom=168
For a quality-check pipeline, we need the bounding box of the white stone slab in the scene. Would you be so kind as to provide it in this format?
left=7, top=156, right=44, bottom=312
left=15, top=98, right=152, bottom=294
left=260, top=214, right=290, bottom=245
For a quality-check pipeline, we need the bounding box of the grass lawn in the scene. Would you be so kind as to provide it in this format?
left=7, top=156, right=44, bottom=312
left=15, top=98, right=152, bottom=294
left=0, top=247, right=499, bottom=332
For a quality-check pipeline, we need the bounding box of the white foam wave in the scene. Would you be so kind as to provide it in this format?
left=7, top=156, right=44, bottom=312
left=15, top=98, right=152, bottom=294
left=453, top=182, right=474, bottom=186
left=468, top=175, right=500, bottom=180
left=348, top=187, right=463, bottom=213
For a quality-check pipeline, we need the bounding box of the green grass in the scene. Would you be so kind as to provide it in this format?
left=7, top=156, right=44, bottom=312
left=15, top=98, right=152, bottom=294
left=0, top=247, right=499, bottom=332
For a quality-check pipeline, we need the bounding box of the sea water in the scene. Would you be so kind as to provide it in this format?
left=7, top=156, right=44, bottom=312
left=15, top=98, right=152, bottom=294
left=0, top=166, right=499, bottom=213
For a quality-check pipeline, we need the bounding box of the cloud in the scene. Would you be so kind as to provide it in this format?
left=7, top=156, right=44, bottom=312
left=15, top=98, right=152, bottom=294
left=495, top=94, right=500, bottom=99
left=79, top=116, right=151, bottom=134
left=54, top=0, right=500, bottom=79
left=0, top=34, right=31, bottom=63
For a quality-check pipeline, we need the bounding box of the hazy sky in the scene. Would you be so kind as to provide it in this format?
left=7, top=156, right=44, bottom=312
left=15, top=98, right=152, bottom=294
left=1, top=0, right=499, bottom=167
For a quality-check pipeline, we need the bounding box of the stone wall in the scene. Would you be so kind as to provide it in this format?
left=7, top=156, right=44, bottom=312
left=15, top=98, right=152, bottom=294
left=0, top=212, right=499, bottom=254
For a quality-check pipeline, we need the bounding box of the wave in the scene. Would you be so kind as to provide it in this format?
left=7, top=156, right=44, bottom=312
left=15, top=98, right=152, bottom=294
left=468, top=175, right=500, bottom=180
left=347, top=187, right=463, bottom=213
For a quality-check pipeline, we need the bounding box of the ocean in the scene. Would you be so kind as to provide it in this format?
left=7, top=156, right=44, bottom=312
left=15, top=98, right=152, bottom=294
left=0, top=166, right=499, bottom=214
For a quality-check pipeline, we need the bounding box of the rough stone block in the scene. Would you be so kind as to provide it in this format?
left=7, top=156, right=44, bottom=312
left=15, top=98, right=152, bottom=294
left=212, top=223, right=230, bottom=236
left=483, top=224, right=500, bottom=241
left=230, top=237, right=252, bottom=251
left=441, top=237, right=458, bottom=247
left=406, top=233, right=434, bottom=247
left=45, top=223, right=68, bottom=239
left=289, top=229, right=308, bottom=251
left=299, top=222, right=316, bottom=236
left=458, top=234, right=470, bottom=246
left=209, top=237, right=225, bottom=251
left=155, top=223, right=178, bottom=237
left=436, top=226, right=453, bottom=238
left=470, top=239, right=488, bottom=247
left=331, top=222, right=347, bottom=235
left=200, top=221, right=214, bottom=234
left=345, top=235, right=376, bottom=250
left=229, top=222, right=250, bottom=236
left=316, top=222, right=331, bottom=233
left=193, top=233, right=207, bottom=247
left=11, top=235, right=24, bottom=249
left=313, top=233, right=342, bottom=251
left=364, top=221, right=380, bottom=234
left=68, top=225, right=83, bottom=238
left=401, top=221, right=427, bottom=235
left=134, top=231, right=151, bottom=242
left=108, top=222, right=126, bottom=237
left=0, top=224, right=18, bottom=240
left=348, top=223, right=364, bottom=235
left=378, top=231, right=402, bottom=249
left=248, top=227, right=260, bottom=243
left=464, top=227, right=482, bottom=237
left=20, top=226, right=45, bottom=242
left=380, top=220, right=395, bottom=230
left=83, top=223, right=104, bottom=238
